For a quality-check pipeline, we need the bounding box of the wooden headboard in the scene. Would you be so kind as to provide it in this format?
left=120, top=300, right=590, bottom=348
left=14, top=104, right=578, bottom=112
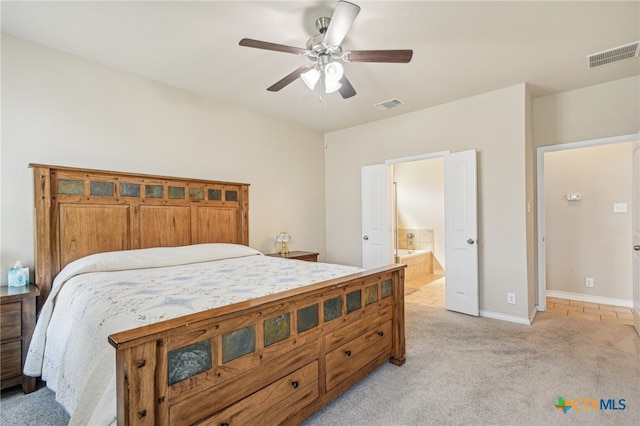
left=31, top=164, right=249, bottom=308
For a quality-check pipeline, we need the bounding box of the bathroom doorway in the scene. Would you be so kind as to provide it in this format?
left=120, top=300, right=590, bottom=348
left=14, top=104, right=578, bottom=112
left=393, top=157, right=446, bottom=306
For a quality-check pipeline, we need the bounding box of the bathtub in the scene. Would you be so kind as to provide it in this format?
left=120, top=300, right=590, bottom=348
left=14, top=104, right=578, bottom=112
left=396, top=249, right=428, bottom=258
left=396, top=249, right=433, bottom=284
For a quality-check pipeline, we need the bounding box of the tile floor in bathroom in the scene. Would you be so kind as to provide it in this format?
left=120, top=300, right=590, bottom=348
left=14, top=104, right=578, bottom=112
left=405, top=275, right=445, bottom=308
left=405, top=277, right=634, bottom=326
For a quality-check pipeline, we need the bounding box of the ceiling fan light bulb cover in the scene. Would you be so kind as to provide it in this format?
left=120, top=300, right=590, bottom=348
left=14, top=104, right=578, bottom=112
left=301, top=68, right=320, bottom=89
left=325, top=79, right=342, bottom=94
left=324, top=61, right=344, bottom=82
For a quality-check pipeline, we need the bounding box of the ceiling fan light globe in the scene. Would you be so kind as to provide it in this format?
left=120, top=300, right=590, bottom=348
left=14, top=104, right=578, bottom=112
left=301, top=68, right=320, bottom=90
left=324, top=61, right=344, bottom=82
left=324, top=79, right=342, bottom=94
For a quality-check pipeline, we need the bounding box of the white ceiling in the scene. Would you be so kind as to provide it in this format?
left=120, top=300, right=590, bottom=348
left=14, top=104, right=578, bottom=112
left=2, top=1, right=639, bottom=133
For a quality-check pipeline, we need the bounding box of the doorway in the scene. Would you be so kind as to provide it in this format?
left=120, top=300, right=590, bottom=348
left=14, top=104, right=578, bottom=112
left=362, top=149, right=479, bottom=316
left=537, top=133, right=638, bottom=316
left=393, top=157, right=445, bottom=306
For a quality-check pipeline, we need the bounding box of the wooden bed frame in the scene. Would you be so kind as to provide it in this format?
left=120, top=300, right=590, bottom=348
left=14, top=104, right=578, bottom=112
left=31, top=164, right=406, bottom=425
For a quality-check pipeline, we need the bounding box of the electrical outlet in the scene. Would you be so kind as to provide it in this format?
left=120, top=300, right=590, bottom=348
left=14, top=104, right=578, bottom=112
left=613, top=203, right=627, bottom=213
left=507, top=292, right=516, bottom=304
left=585, top=277, right=594, bottom=288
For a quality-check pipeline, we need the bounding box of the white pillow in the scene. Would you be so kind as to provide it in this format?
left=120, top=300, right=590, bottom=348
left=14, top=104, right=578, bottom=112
left=53, top=243, right=262, bottom=289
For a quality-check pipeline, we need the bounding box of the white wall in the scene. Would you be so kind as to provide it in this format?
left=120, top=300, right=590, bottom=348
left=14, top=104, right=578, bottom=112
left=544, top=142, right=632, bottom=300
left=0, top=35, right=327, bottom=283
left=325, top=84, right=531, bottom=319
left=533, top=76, right=640, bottom=306
left=525, top=87, right=536, bottom=315
left=533, top=76, right=640, bottom=147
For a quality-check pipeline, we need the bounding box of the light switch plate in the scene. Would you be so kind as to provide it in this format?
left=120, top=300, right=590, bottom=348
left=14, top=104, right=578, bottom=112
left=613, top=203, right=627, bottom=213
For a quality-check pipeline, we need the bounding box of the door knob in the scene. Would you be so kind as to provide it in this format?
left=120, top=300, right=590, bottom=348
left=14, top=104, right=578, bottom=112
left=363, top=236, right=369, bottom=240
left=467, top=239, right=475, bottom=245
left=635, top=245, right=640, bottom=251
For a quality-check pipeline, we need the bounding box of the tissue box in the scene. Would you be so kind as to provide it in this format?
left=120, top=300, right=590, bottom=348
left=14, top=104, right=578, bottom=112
left=8, top=267, right=29, bottom=287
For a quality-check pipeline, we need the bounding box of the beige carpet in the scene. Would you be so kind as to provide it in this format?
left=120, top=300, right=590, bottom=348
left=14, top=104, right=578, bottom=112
left=303, top=293, right=640, bottom=425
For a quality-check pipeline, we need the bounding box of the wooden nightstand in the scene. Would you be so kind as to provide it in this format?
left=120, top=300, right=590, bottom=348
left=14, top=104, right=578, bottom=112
left=1, top=284, right=39, bottom=393
left=265, top=251, right=319, bottom=262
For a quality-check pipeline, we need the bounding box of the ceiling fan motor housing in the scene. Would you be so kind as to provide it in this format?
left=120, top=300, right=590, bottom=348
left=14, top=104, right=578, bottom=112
left=316, top=17, right=331, bottom=34
left=306, top=34, right=343, bottom=61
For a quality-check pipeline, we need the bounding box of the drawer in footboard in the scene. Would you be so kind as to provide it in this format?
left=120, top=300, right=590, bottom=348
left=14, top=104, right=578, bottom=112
left=197, top=361, right=319, bottom=426
left=324, top=301, right=393, bottom=353
left=168, top=340, right=320, bottom=425
left=325, top=320, right=393, bottom=391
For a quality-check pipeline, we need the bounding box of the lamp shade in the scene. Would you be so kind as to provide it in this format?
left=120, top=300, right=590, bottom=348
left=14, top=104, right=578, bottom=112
left=275, top=232, right=291, bottom=243
left=324, top=62, right=344, bottom=82
left=324, top=79, right=342, bottom=93
left=301, top=68, right=320, bottom=90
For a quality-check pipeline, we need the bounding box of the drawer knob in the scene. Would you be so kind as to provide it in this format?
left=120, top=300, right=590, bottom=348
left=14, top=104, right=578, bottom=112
left=221, top=423, right=229, bottom=426
left=291, top=381, right=299, bottom=389
left=378, top=331, right=384, bottom=337
left=345, top=350, right=352, bottom=356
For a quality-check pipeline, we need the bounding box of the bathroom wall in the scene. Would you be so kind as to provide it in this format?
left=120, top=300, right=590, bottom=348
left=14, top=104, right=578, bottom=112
left=397, top=228, right=434, bottom=253
left=394, top=157, right=445, bottom=268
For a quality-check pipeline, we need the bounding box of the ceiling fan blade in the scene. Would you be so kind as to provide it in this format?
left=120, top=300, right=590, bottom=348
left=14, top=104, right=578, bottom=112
left=338, top=75, right=356, bottom=99
left=323, top=1, right=361, bottom=47
left=239, top=38, right=306, bottom=55
left=345, top=50, right=413, bottom=63
left=267, top=65, right=310, bottom=92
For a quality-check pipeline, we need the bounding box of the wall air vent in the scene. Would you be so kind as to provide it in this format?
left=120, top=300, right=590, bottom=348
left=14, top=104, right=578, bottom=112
left=374, top=98, right=404, bottom=110
left=587, top=41, right=640, bottom=68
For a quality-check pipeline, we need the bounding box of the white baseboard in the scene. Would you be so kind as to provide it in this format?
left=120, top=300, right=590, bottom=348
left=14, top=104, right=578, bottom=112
left=480, top=310, right=531, bottom=325
left=545, top=290, right=632, bottom=308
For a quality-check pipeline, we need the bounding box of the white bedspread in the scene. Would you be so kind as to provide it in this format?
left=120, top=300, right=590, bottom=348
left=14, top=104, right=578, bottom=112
left=24, top=243, right=361, bottom=425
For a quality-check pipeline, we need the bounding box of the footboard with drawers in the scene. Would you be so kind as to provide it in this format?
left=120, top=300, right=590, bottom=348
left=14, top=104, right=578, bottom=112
left=108, top=265, right=405, bottom=425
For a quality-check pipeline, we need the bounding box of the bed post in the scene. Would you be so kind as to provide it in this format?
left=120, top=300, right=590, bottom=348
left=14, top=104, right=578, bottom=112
left=31, top=165, right=54, bottom=312
left=390, top=266, right=406, bottom=366
left=115, top=340, right=159, bottom=425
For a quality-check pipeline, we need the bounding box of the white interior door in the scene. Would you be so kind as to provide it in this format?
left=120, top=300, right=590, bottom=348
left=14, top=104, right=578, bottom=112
left=361, top=164, right=392, bottom=269
left=444, top=150, right=479, bottom=316
left=633, top=141, right=640, bottom=336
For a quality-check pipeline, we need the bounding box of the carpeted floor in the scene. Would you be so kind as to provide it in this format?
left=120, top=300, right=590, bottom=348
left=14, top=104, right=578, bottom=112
left=303, top=300, right=640, bottom=425
left=2, top=290, right=639, bottom=426
left=0, top=382, right=69, bottom=425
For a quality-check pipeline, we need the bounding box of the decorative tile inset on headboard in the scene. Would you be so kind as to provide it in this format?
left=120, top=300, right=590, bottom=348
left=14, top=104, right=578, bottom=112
left=120, top=183, right=140, bottom=197
left=58, top=179, right=84, bottom=195
left=145, top=185, right=164, bottom=198
left=90, top=181, right=114, bottom=196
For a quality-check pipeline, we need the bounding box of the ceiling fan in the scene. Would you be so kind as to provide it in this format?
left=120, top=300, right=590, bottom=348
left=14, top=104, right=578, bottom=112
left=239, top=0, right=413, bottom=99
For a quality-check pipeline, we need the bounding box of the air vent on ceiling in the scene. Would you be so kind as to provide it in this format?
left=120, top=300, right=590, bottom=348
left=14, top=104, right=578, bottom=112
left=374, top=98, right=404, bottom=110
left=587, top=41, right=640, bottom=68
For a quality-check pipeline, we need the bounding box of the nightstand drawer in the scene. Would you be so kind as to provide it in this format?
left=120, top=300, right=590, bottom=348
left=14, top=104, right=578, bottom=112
left=0, top=340, right=22, bottom=381
left=290, top=253, right=318, bottom=262
left=0, top=302, right=22, bottom=340
left=1, top=285, right=39, bottom=392
left=265, top=251, right=319, bottom=262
